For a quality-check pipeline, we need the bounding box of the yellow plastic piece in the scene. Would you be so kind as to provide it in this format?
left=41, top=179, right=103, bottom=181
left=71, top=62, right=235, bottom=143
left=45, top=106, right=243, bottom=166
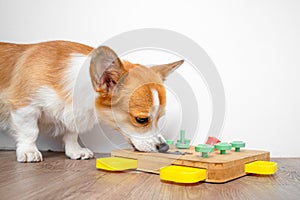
left=96, top=157, right=138, bottom=171
left=160, top=165, right=207, bottom=183
left=245, top=161, right=278, bottom=175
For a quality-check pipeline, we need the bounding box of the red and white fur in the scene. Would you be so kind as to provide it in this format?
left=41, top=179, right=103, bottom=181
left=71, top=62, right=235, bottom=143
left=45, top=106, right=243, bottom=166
left=0, top=41, right=183, bottom=162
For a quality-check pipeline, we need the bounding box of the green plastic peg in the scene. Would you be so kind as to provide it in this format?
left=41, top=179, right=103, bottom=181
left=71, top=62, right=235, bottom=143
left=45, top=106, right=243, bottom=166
left=195, top=144, right=214, bottom=158
left=214, top=142, right=232, bottom=154
left=166, top=139, right=174, bottom=145
left=176, top=130, right=191, bottom=149
left=230, top=141, right=246, bottom=152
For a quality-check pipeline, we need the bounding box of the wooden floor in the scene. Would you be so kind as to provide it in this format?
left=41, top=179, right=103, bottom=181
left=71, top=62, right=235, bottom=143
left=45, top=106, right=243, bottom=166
left=0, top=151, right=299, bottom=200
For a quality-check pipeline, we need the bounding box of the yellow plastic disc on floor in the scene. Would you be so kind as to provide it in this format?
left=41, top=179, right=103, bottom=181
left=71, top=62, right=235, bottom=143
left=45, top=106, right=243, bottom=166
left=160, top=165, right=207, bottom=183
left=96, top=157, right=138, bottom=171
left=245, top=161, right=278, bottom=175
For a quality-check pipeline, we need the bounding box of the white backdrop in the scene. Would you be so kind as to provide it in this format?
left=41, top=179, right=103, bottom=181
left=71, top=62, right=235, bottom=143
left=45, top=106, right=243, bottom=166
left=0, top=0, right=299, bottom=157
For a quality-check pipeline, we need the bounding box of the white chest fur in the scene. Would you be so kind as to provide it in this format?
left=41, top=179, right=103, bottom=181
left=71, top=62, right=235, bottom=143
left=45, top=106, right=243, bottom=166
left=35, top=55, right=97, bottom=135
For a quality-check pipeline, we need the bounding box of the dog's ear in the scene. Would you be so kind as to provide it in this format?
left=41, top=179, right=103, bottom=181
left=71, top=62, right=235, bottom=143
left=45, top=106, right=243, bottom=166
left=90, top=46, right=125, bottom=97
left=151, top=60, right=184, bottom=81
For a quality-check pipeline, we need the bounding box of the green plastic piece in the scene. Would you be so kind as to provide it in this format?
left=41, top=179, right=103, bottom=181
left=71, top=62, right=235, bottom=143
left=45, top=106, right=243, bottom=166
left=176, top=143, right=190, bottom=149
left=230, top=141, right=246, bottom=152
left=195, top=144, right=214, bottom=158
left=166, top=139, right=174, bottom=145
left=214, top=142, right=232, bottom=154
left=176, top=130, right=190, bottom=149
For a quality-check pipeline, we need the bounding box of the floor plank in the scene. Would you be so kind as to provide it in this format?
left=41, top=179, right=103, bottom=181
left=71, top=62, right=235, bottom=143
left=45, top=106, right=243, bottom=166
left=0, top=151, right=299, bottom=200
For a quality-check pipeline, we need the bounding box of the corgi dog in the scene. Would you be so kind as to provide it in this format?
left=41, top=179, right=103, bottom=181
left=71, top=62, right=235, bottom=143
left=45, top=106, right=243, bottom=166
left=0, top=41, right=183, bottom=162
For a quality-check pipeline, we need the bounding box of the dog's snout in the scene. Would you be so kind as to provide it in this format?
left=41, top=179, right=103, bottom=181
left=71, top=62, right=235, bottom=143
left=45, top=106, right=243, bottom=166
left=156, top=143, right=169, bottom=153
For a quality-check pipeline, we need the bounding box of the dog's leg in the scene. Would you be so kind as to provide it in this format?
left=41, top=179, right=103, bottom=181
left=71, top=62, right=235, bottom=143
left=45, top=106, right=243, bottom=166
left=63, top=131, right=94, bottom=160
left=11, top=106, right=43, bottom=162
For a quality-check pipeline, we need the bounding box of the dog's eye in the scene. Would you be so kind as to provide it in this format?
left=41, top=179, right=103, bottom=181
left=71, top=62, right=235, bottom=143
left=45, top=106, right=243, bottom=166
left=135, top=117, right=149, bottom=124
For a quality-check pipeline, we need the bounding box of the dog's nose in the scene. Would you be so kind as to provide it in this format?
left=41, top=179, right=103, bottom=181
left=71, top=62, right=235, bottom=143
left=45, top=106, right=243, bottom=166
left=156, top=143, right=169, bottom=153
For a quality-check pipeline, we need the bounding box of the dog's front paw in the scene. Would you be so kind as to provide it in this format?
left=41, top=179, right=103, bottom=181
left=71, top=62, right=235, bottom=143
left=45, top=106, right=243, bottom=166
left=16, top=145, right=43, bottom=162
left=65, top=147, right=94, bottom=160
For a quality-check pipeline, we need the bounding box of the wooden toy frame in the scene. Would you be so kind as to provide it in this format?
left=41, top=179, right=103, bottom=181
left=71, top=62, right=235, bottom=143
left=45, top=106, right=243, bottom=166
left=111, top=146, right=270, bottom=183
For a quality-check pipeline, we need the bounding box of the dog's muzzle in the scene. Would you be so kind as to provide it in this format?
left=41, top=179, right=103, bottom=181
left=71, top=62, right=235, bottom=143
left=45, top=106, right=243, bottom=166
left=156, top=142, right=169, bottom=152
left=129, top=134, right=169, bottom=153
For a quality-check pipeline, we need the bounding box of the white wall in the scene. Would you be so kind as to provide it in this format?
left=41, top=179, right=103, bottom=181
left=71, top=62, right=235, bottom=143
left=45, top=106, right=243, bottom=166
left=0, top=0, right=299, bottom=157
